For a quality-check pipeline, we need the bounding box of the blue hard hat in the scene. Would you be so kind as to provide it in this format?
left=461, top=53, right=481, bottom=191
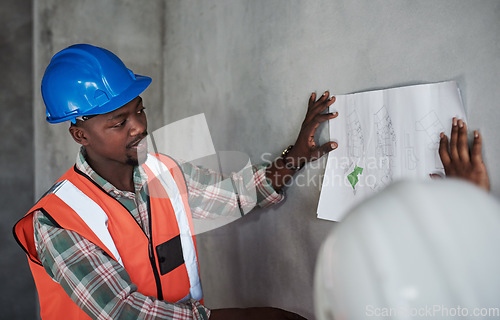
left=41, top=44, right=152, bottom=123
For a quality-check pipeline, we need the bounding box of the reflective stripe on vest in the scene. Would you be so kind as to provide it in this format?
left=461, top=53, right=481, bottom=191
left=145, top=154, right=202, bottom=301
left=13, top=154, right=203, bottom=319
left=50, top=179, right=124, bottom=267
left=48, top=154, right=202, bottom=301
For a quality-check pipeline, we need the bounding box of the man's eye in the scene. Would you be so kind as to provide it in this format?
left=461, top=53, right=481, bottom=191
left=113, top=120, right=126, bottom=128
left=138, top=107, right=146, bottom=114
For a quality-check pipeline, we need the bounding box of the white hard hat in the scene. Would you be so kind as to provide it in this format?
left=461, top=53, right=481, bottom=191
left=314, top=179, right=500, bottom=320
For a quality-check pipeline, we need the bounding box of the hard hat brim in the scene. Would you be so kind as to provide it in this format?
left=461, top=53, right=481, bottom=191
left=46, top=74, right=152, bottom=123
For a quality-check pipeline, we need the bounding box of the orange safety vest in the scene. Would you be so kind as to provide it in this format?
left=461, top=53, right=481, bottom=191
left=14, top=153, right=202, bottom=319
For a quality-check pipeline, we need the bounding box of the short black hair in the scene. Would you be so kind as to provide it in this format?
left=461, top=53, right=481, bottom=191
left=70, top=115, right=97, bottom=127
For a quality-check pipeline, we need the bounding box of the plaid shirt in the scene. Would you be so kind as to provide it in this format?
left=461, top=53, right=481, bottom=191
left=33, top=148, right=284, bottom=320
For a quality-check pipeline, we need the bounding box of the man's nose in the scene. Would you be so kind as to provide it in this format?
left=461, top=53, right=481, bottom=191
left=129, top=114, right=147, bottom=136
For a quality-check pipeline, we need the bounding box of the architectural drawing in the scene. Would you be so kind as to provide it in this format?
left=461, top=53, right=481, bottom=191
left=343, top=109, right=365, bottom=193
left=404, top=132, right=418, bottom=170
left=374, top=106, right=396, bottom=156
left=372, top=106, right=396, bottom=191
left=347, top=165, right=363, bottom=189
left=416, top=111, right=444, bottom=147
left=318, top=82, right=467, bottom=222
left=416, top=111, right=444, bottom=168
left=346, top=110, right=364, bottom=159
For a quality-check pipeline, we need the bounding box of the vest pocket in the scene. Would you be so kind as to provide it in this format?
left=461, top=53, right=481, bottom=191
left=156, top=235, right=185, bottom=275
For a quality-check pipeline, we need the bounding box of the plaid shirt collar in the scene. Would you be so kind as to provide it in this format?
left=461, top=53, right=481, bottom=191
left=75, top=147, right=148, bottom=199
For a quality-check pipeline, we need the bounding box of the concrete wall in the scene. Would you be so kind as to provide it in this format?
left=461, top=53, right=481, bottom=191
left=0, top=0, right=35, bottom=318
left=163, top=1, right=500, bottom=318
left=16, top=0, right=500, bottom=319
left=34, top=0, right=166, bottom=194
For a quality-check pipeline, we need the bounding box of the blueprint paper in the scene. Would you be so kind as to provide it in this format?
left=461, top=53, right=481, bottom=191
left=317, top=81, right=466, bottom=221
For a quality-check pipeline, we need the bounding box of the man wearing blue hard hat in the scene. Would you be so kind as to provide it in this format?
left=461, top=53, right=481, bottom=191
left=14, top=44, right=340, bottom=319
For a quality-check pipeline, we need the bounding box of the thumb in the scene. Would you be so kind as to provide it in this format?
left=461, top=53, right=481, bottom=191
left=311, top=141, right=338, bottom=161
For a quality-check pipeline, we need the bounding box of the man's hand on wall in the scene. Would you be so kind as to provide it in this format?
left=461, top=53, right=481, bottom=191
left=286, top=91, right=339, bottom=167
left=437, top=117, right=490, bottom=191
left=266, top=91, right=339, bottom=190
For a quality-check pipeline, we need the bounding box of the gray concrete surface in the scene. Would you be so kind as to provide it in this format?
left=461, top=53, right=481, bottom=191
left=33, top=0, right=166, bottom=196
left=6, top=0, right=497, bottom=319
left=0, top=0, right=35, bottom=318
left=163, top=1, right=500, bottom=318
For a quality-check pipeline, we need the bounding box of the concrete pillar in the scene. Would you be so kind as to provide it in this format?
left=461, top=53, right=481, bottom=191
left=1, top=0, right=35, bottom=318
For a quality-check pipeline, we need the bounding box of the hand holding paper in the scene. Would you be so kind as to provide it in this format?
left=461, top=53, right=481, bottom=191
left=438, top=118, right=490, bottom=191
left=317, top=81, right=467, bottom=221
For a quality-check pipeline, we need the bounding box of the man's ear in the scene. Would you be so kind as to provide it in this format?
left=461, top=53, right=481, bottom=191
left=69, top=124, right=89, bottom=146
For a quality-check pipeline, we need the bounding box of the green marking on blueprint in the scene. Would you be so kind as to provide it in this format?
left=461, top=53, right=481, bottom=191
left=347, top=166, right=363, bottom=189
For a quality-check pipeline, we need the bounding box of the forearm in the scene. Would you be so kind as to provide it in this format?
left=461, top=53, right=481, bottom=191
left=182, top=162, right=284, bottom=219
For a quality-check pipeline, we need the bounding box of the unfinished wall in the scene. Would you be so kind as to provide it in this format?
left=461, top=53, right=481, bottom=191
left=33, top=0, right=166, bottom=194
left=163, top=1, right=500, bottom=318
left=26, top=1, right=500, bottom=319
left=0, top=0, right=34, bottom=318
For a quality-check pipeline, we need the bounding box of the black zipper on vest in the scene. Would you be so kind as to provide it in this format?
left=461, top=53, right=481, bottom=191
left=74, top=166, right=163, bottom=299
left=146, top=194, right=163, bottom=300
